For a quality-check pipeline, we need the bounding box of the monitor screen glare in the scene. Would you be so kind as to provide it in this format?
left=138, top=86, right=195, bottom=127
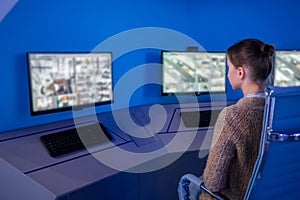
left=162, top=51, right=226, bottom=95
left=274, top=50, right=300, bottom=86
left=27, top=52, right=113, bottom=115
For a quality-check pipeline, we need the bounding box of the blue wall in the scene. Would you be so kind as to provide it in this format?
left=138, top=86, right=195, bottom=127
left=0, top=0, right=299, bottom=132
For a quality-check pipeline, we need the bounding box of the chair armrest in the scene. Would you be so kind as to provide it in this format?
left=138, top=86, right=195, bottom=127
left=200, top=183, right=224, bottom=200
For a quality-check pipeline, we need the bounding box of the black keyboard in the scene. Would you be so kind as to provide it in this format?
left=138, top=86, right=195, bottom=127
left=40, top=123, right=113, bottom=157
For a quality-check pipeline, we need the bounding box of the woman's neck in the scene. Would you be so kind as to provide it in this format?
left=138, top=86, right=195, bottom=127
left=241, top=80, right=265, bottom=96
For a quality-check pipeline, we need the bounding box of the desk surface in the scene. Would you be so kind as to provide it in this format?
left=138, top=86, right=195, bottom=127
left=0, top=102, right=230, bottom=199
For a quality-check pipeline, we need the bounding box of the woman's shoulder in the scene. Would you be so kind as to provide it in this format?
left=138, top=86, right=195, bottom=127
left=229, top=97, right=265, bottom=110
left=221, top=97, right=265, bottom=118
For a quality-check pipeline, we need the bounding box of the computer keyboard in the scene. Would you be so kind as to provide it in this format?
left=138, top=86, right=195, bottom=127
left=40, top=123, right=113, bottom=157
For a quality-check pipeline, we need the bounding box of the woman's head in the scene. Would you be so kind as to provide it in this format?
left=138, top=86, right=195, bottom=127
left=227, top=39, right=275, bottom=90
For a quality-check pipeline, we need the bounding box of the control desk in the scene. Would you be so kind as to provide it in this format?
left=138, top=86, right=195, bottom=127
left=0, top=102, right=230, bottom=200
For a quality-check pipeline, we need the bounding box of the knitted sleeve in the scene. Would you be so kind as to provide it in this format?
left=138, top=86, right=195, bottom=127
left=203, top=107, right=236, bottom=192
left=210, top=108, right=226, bottom=149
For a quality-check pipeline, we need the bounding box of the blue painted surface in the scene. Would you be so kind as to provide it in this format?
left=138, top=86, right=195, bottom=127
left=0, top=0, right=299, bottom=132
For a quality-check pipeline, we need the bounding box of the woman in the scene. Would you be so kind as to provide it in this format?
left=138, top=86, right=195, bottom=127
left=200, top=38, right=275, bottom=200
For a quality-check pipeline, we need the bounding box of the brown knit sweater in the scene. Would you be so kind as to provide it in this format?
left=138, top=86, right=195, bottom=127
left=200, top=97, right=265, bottom=200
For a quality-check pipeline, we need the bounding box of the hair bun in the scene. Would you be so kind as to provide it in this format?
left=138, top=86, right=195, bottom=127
left=262, top=44, right=275, bottom=57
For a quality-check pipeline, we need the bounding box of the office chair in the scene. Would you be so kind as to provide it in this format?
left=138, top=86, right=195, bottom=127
left=178, top=86, right=300, bottom=200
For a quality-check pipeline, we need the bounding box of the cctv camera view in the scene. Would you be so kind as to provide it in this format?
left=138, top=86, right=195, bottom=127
left=27, top=53, right=113, bottom=113
left=274, top=51, right=300, bottom=86
left=162, top=51, right=226, bottom=94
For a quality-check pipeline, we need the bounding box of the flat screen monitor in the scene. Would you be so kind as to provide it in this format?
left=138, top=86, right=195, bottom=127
left=274, top=50, right=300, bottom=86
left=27, top=52, right=113, bottom=115
left=161, top=51, right=226, bottom=96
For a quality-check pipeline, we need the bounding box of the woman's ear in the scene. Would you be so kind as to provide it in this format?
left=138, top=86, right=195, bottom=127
left=237, top=66, right=246, bottom=79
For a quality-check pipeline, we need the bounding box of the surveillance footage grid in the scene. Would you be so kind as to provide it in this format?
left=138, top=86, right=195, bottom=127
left=28, top=53, right=113, bottom=112
left=274, top=51, right=300, bottom=87
left=162, top=52, right=226, bottom=94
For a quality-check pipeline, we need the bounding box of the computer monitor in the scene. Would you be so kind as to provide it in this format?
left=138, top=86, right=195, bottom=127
left=27, top=52, right=113, bottom=115
left=274, top=50, right=300, bottom=86
left=161, top=51, right=226, bottom=96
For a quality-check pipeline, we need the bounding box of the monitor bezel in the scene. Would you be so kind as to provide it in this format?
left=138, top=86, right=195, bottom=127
left=161, top=50, right=227, bottom=96
left=26, top=51, right=114, bottom=116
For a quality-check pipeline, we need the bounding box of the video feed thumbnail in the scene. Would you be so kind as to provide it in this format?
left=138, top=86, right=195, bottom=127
left=28, top=53, right=112, bottom=112
left=274, top=51, right=300, bottom=86
left=162, top=51, right=226, bottom=94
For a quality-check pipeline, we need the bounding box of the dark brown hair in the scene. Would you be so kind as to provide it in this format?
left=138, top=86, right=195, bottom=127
left=227, top=38, right=275, bottom=81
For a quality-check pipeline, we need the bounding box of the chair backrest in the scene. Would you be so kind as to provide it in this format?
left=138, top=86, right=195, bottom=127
left=245, top=86, right=300, bottom=199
